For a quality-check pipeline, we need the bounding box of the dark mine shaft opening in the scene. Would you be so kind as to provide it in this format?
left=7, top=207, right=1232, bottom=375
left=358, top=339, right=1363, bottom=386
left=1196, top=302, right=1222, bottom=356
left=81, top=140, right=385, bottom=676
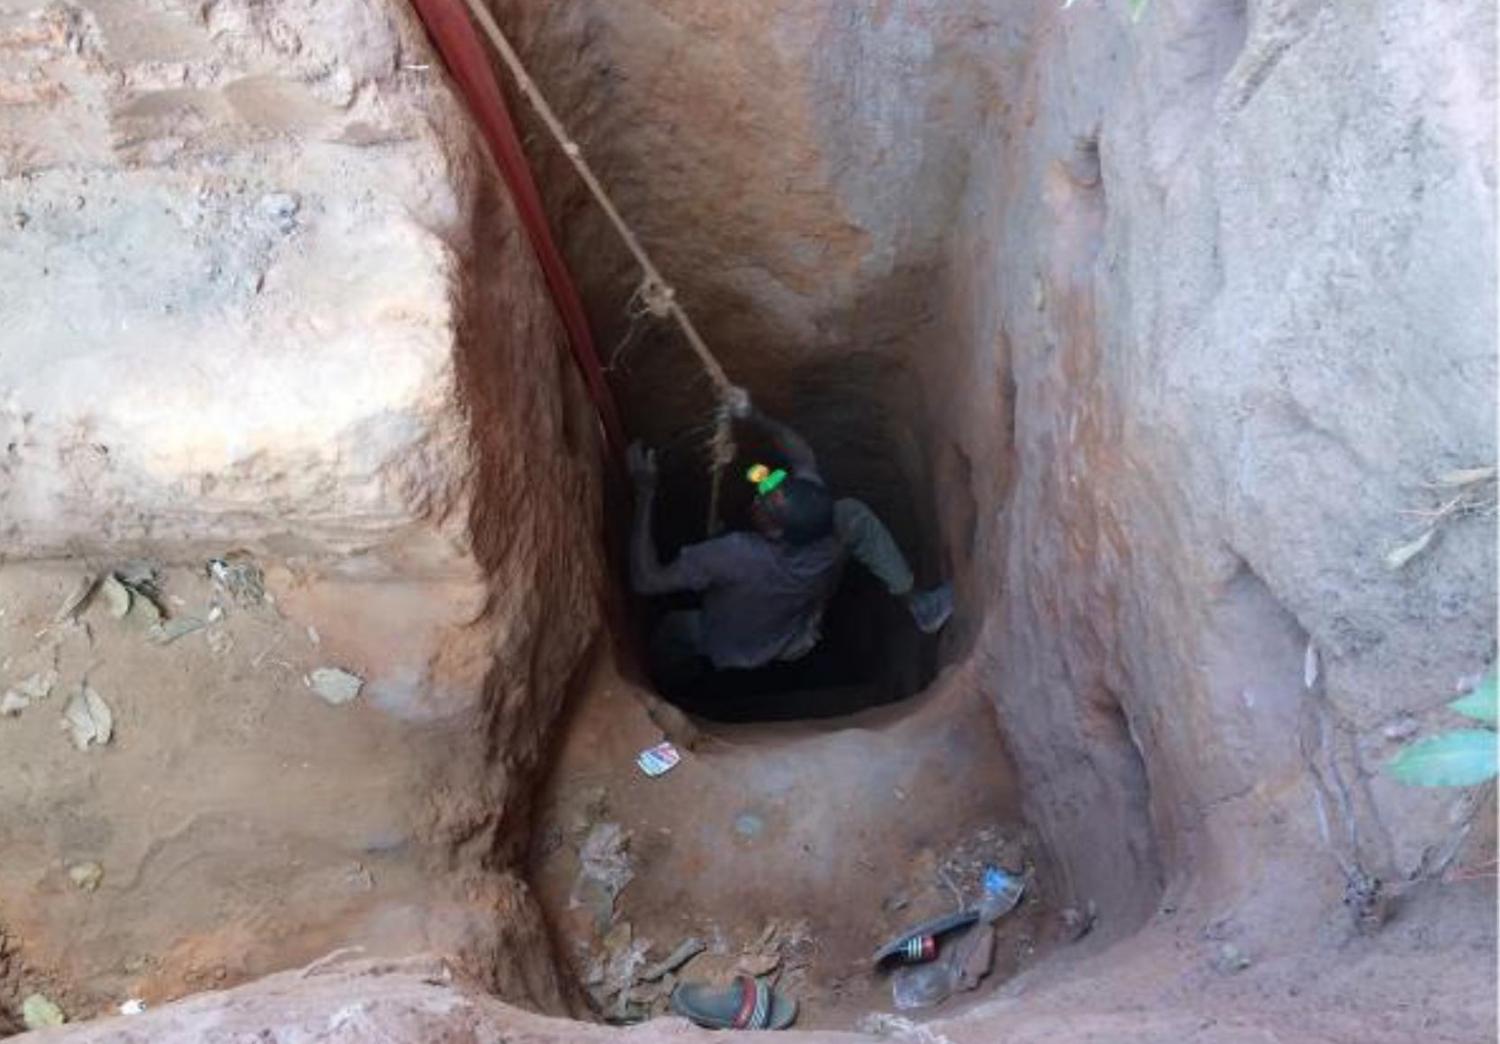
left=628, top=398, right=939, bottom=724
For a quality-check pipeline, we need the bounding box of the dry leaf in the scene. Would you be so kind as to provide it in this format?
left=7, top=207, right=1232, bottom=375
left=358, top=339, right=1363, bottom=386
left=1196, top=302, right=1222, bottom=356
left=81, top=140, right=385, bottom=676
left=127, top=588, right=164, bottom=625
left=1303, top=642, right=1320, bottom=690
left=1384, top=528, right=1435, bottom=570
left=149, top=617, right=205, bottom=644
left=63, top=685, right=114, bottom=750
left=99, top=575, right=132, bottom=618
left=1435, top=466, right=1496, bottom=487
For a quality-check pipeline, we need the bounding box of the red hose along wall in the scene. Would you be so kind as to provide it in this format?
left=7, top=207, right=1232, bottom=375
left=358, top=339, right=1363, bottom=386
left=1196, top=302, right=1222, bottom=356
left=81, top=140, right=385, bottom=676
left=407, top=0, right=626, bottom=472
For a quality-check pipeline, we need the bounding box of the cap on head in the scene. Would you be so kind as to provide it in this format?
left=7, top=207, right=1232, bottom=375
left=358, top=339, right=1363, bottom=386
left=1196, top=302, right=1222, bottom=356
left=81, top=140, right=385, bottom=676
left=747, top=463, right=788, bottom=496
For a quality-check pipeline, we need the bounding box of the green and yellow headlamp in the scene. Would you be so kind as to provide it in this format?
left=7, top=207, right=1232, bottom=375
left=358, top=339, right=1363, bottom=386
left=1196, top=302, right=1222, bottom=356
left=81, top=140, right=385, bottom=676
left=747, top=463, right=788, bottom=496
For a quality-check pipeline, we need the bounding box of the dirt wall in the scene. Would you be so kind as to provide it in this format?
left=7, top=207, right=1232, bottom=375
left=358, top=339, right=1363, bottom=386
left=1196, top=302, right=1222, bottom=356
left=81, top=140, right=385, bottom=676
left=0, top=0, right=604, bottom=1022
left=939, top=0, right=1496, bottom=935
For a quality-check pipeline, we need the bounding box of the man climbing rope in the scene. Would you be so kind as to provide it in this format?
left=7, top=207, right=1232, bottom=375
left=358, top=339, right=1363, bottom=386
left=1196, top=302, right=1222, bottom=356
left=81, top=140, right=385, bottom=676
left=629, top=388, right=953, bottom=694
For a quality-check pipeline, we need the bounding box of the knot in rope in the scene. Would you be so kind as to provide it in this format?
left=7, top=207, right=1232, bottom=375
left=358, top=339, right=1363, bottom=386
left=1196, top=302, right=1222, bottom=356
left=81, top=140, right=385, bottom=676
left=638, top=277, right=676, bottom=319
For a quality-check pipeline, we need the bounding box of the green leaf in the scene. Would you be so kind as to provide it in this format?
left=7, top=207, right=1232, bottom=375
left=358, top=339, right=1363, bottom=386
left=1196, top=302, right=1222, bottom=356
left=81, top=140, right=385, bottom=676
left=1449, top=670, right=1498, bottom=725
left=1389, top=729, right=1498, bottom=787
left=1128, top=0, right=1149, bottom=21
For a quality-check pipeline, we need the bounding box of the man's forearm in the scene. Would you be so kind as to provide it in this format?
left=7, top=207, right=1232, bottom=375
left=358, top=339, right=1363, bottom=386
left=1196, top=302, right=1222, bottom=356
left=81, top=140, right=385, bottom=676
left=630, top=489, right=670, bottom=594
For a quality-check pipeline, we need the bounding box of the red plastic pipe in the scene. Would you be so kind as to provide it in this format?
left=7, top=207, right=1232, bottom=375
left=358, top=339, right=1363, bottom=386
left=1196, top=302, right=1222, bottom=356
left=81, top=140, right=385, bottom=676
left=407, top=0, right=626, bottom=472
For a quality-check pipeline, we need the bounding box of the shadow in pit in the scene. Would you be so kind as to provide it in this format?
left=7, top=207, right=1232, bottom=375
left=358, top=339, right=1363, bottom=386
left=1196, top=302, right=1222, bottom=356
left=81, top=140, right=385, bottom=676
left=638, top=471, right=936, bottom=723
left=631, top=352, right=940, bottom=723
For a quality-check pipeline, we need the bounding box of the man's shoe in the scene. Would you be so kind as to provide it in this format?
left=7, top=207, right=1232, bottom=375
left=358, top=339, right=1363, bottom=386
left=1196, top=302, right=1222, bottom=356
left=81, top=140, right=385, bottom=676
left=907, top=583, right=954, bottom=634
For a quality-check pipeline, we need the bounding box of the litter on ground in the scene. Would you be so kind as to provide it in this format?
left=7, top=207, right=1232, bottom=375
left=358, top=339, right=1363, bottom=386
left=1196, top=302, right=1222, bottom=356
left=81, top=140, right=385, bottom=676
left=635, top=741, right=680, bottom=777
left=639, top=937, right=705, bottom=981
left=892, top=959, right=954, bottom=1010
left=570, top=821, right=634, bottom=930
left=670, top=976, right=798, bottom=1030
left=208, top=554, right=265, bottom=606
left=594, top=918, right=652, bottom=1021
left=878, top=865, right=1028, bottom=1008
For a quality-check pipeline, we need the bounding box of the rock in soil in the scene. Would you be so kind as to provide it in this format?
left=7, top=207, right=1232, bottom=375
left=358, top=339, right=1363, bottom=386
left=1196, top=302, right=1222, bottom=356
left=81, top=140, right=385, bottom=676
left=67, top=862, right=104, bottom=892
left=306, top=668, right=363, bottom=706
left=1211, top=942, right=1253, bottom=974
left=1059, top=900, right=1098, bottom=942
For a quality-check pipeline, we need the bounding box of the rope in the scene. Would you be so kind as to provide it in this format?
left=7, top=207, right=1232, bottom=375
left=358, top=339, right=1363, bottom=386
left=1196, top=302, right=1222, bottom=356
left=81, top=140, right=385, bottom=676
left=457, top=0, right=735, bottom=532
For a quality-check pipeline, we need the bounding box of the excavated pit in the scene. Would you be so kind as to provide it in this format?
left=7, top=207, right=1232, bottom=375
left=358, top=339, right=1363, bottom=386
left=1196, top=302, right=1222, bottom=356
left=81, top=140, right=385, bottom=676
left=501, top=0, right=1496, bottom=1035
left=0, top=0, right=1494, bottom=1040
left=498, top=3, right=1167, bottom=1022
left=526, top=339, right=1062, bottom=1027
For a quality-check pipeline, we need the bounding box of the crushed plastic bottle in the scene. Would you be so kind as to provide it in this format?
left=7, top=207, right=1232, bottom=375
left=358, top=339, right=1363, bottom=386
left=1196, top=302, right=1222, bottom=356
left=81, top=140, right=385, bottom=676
left=977, top=866, right=1025, bottom=923
left=891, top=961, right=954, bottom=1010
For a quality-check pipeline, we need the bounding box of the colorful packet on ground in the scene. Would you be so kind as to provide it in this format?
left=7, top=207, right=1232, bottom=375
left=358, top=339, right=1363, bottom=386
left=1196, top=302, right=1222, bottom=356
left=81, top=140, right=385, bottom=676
left=636, top=741, right=681, bottom=777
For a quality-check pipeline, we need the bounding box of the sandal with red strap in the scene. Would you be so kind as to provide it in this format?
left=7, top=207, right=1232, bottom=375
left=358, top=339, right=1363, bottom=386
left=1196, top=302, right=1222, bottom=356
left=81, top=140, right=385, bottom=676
left=871, top=908, right=981, bottom=968
left=670, top=974, right=797, bottom=1030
